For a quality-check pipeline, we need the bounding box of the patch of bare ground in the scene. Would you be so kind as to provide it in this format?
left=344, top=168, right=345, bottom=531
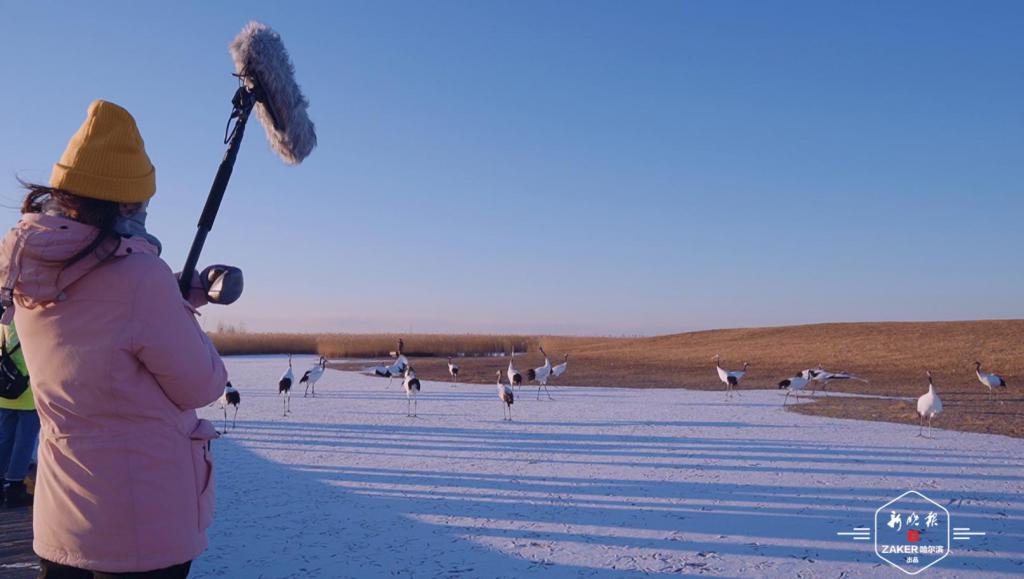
left=786, top=390, right=1024, bottom=439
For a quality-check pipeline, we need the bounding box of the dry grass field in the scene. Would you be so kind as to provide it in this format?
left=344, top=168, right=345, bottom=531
left=212, top=320, right=1024, bottom=438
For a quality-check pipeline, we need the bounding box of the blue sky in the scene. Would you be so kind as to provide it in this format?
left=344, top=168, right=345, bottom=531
left=1, top=1, right=1021, bottom=335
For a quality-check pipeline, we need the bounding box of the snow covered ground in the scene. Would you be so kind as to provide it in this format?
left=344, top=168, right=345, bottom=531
left=194, top=356, right=1023, bottom=578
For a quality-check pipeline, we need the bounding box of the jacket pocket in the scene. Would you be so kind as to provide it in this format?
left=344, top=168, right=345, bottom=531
left=189, top=419, right=219, bottom=531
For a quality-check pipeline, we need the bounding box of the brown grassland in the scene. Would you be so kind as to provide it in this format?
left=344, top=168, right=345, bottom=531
left=211, top=320, right=1024, bottom=438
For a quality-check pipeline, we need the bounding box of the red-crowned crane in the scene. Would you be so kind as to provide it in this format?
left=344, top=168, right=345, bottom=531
left=917, top=371, right=943, bottom=438
left=497, top=370, right=514, bottom=421
left=403, top=365, right=421, bottom=417
left=372, top=339, right=409, bottom=388
left=714, top=354, right=749, bottom=397
left=279, top=354, right=294, bottom=416
left=551, top=354, right=569, bottom=379
left=779, top=370, right=812, bottom=406
left=808, top=365, right=868, bottom=396
left=507, top=353, right=523, bottom=391
left=527, top=347, right=553, bottom=400
left=301, top=356, right=326, bottom=398
left=219, top=382, right=241, bottom=432
left=975, top=361, right=1007, bottom=402
left=448, top=357, right=460, bottom=386
left=372, top=355, right=409, bottom=388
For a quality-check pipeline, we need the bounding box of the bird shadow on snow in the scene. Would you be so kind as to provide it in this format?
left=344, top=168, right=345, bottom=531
left=194, top=419, right=1023, bottom=578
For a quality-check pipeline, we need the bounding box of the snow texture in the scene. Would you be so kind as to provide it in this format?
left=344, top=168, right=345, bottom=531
left=194, top=356, right=1023, bottom=578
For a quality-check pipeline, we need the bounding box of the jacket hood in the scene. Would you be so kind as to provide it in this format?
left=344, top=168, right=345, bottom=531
left=0, top=213, right=158, bottom=319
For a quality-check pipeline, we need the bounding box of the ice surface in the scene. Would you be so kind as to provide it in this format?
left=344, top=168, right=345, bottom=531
left=193, top=356, right=1023, bottom=578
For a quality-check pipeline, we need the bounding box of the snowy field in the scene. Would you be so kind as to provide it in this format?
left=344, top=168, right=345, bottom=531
left=194, top=356, right=1023, bottom=578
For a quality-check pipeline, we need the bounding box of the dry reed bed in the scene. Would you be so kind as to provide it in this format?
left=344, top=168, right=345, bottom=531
left=211, top=333, right=319, bottom=355
left=211, top=332, right=535, bottom=358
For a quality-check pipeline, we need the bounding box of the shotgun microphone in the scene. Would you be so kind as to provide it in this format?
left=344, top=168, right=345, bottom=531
left=229, top=21, right=317, bottom=164
left=179, top=21, right=317, bottom=299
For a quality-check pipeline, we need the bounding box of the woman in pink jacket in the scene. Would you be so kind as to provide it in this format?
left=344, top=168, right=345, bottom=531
left=0, top=100, right=227, bottom=578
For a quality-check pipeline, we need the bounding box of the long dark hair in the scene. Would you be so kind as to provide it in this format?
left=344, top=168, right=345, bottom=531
left=20, top=181, right=120, bottom=267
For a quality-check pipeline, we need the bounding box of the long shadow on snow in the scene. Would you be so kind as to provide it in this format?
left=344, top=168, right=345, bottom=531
left=236, top=421, right=1011, bottom=461
left=194, top=436, right=725, bottom=579
left=203, top=420, right=1022, bottom=576
left=230, top=422, right=1024, bottom=483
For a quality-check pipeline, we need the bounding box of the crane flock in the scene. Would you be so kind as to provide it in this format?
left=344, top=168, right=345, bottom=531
left=220, top=338, right=1010, bottom=438
left=758, top=357, right=1005, bottom=435
left=286, top=342, right=572, bottom=420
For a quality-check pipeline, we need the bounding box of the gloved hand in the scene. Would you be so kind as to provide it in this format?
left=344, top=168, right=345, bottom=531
left=200, top=265, right=244, bottom=306
left=175, top=266, right=243, bottom=308
left=176, top=270, right=210, bottom=309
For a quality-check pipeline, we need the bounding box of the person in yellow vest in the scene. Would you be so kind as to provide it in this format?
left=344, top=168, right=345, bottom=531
left=0, top=321, right=39, bottom=508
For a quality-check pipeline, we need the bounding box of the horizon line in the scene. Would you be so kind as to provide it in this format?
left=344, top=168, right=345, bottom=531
left=207, top=317, right=1024, bottom=338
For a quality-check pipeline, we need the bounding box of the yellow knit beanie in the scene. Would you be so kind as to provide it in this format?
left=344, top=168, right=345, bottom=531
left=50, top=100, right=156, bottom=203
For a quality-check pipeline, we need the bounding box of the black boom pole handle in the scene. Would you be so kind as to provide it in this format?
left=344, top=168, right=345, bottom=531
left=179, top=87, right=256, bottom=298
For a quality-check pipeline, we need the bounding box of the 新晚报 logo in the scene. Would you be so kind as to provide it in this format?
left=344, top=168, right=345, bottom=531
left=836, top=490, right=987, bottom=575
left=874, top=491, right=949, bottom=574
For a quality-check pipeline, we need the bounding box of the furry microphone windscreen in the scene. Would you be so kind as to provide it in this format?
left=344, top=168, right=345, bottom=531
left=229, top=21, right=317, bottom=165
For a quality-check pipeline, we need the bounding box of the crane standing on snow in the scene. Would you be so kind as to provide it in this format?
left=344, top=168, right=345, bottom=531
left=528, top=347, right=553, bottom=400
left=917, top=371, right=943, bottom=438
left=279, top=354, right=294, bottom=415
left=403, top=365, right=421, bottom=417
left=301, top=356, right=326, bottom=398
left=219, top=382, right=241, bottom=432
left=779, top=370, right=812, bottom=406
left=714, top=354, right=749, bottom=397
left=507, top=352, right=523, bottom=391
left=497, top=370, right=515, bottom=421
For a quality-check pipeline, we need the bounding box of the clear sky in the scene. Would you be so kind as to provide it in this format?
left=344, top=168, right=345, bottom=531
left=1, top=1, right=1021, bottom=335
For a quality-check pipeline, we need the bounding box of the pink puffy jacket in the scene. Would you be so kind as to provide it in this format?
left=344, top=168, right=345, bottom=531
left=0, top=213, right=227, bottom=572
